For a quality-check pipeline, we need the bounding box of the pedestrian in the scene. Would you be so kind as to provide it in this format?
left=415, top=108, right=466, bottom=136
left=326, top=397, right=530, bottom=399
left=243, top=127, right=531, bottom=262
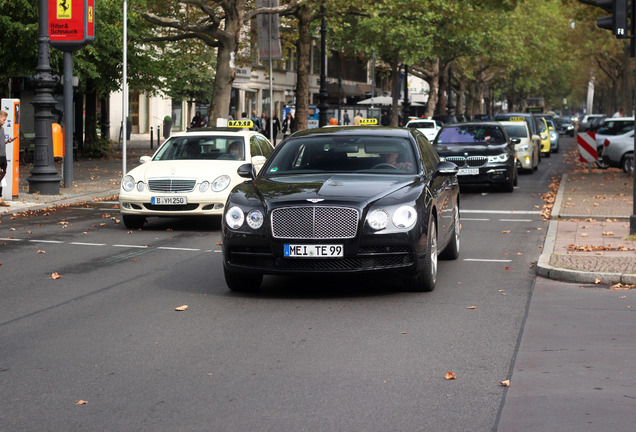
left=272, top=113, right=281, bottom=144
left=260, top=112, right=270, bottom=138
left=0, top=110, right=17, bottom=207
left=612, top=107, right=625, bottom=117
left=380, top=110, right=390, bottom=126
left=353, top=112, right=363, bottom=126
left=343, top=111, right=350, bottom=125
left=282, top=112, right=294, bottom=138
left=190, top=111, right=204, bottom=128
left=251, top=110, right=262, bottom=131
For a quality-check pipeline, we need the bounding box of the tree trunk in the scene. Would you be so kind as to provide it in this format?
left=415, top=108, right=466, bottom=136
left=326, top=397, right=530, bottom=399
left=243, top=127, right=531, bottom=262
left=294, top=5, right=312, bottom=132
left=437, top=65, right=447, bottom=116
left=85, top=79, right=98, bottom=148
left=424, top=58, right=439, bottom=119
left=210, top=39, right=237, bottom=121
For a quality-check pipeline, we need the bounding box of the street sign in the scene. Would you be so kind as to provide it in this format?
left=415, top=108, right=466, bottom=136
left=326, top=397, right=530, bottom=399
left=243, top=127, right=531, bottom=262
left=577, top=131, right=598, bottom=162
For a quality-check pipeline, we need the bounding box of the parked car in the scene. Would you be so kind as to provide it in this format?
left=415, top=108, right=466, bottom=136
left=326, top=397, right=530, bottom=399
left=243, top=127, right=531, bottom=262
left=405, top=119, right=441, bottom=141
left=222, top=126, right=460, bottom=293
left=599, top=130, right=635, bottom=173
left=119, top=125, right=274, bottom=229
left=499, top=120, right=540, bottom=172
left=433, top=122, right=518, bottom=192
left=578, top=114, right=607, bottom=132
left=594, top=117, right=634, bottom=155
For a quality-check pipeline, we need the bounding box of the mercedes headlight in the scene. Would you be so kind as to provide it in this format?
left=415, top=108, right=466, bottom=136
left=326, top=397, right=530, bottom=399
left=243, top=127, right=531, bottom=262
left=122, top=175, right=135, bottom=192
left=367, top=209, right=389, bottom=230
left=246, top=210, right=264, bottom=229
left=212, top=175, right=231, bottom=192
left=540, top=134, right=548, bottom=140
left=488, top=153, right=509, bottom=163
left=517, top=144, right=530, bottom=152
left=225, top=206, right=244, bottom=229
left=136, top=182, right=145, bottom=192
left=392, top=206, right=417, bottom=229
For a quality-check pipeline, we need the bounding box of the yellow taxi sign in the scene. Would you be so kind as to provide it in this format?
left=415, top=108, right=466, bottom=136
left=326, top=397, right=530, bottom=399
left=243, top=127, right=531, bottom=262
left=509, top=116, right=525, bottom=122
left=228, top=120, right=254, bottom=128
left=359, top=118, right=378, bottom=125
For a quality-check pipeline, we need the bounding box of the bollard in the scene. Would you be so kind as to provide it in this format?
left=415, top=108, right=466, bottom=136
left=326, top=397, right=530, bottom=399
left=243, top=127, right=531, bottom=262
left=150, top=127, right=153, bottom=150
left=157, top=125, right=160, bottom=148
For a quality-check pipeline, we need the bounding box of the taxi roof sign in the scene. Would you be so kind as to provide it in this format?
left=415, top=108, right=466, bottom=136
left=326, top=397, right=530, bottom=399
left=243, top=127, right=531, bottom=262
left=509, top=116, right=525, bottom=121
left=228, top=120, right=254, bottom=128
left=359, top=118, right=378, bottom=125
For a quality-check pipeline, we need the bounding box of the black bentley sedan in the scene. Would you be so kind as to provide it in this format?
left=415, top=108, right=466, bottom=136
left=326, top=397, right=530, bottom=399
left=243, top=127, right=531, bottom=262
left=221, top=126, right=460, bottom=293
left=432, top=122, right=518, bottom=192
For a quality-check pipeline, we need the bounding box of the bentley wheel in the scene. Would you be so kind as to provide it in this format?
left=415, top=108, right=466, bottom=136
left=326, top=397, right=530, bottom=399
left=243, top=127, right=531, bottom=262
left=403, top=220, right=437, bottom=292
left=440, top=205, right=460, bottom=260
left=224, top=266, right=263, bottom=292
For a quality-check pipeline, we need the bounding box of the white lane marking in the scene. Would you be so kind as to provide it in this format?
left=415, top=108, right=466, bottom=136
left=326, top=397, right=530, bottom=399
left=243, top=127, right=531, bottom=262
left=113, top=244, right=150, bottom=248
left=464, top=258, right=512, bottom=262
left=70, top=242, right=106, bottom=246
left=499, top=219, right=533, bottom=222
left=461, top=218, right=490, bottom=221
left=461, top=209, right=541, bottom=215
left=157, top=246, right=201, bottom=251
left=1, top=238, right=24, bottom=241
left=28, top=240, right=64, bottom=244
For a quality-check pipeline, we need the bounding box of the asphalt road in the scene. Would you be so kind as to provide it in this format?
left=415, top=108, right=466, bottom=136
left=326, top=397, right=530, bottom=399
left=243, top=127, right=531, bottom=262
left=0, top=141, right=569, bottom=431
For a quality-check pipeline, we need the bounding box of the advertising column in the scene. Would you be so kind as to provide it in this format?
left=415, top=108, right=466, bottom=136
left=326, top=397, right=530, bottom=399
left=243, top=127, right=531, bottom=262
left=1, top=99, right=20, bottom=200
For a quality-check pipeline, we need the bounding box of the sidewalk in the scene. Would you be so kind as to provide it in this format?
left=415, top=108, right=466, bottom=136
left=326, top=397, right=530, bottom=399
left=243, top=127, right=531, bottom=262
left=537, top=170, right=636, bottom=285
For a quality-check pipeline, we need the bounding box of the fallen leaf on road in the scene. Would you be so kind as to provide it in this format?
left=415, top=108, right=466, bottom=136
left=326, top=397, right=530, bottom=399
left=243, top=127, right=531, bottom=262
left=501, top=230, right=511, bottom=234
left=445, top=372, right=457, bottom=380
left=216, top=241, right=222, bottom=245
left=467, top=306, right=476, bottom=309
left=51, top=272, right=61, bottom=279
left=580, top=233, right=588, bottom=237
left=500, top=380, right=510, bottom=387
left=610, top=283, right=634, bottom=290
left=37, top=250, right=46, bottom=254
left=602, top=231, right=614, bottom=236
left=75, top=400, right=87, bottom=405
left=175, top=305, right=189, bottom=311
left=594, top=278, right=601, bottom=284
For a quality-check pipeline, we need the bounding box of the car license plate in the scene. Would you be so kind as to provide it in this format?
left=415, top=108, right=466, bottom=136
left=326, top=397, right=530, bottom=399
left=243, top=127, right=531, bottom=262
left=457, top=168, right=479, bottom=175
left=284, top=244, right=343, bottom=258
left=152, top=196, right=187, bottom=205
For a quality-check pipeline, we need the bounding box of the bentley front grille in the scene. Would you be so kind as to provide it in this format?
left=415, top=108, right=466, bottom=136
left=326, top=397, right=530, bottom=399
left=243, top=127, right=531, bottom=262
left=271, top=206, right=359, bottom=239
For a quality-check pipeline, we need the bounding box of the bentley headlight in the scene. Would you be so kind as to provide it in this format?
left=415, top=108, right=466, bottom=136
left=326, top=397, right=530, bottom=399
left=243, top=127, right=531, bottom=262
left=246, top=210, right=264, bottom=229
left=225, top=206, right=244, bottom=229
left=212, top=175, right=231, bottom=192
left=122, top=175, right=135, bottom=192
left=199, top=181, right=210, bottom=192
left=367, top=209, right=389, bottom=230
left=392, top=206, right=417, bottom=229
left=488, top=153, right=509, bottom=163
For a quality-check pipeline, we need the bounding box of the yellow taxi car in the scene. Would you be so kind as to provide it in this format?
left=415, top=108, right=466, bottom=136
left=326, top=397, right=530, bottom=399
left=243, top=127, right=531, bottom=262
left=536, top=117, right=551, bottom=158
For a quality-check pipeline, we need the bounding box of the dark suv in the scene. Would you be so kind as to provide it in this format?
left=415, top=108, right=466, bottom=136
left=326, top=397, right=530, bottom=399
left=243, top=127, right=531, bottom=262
left=433, top=122, right=518, bottom=192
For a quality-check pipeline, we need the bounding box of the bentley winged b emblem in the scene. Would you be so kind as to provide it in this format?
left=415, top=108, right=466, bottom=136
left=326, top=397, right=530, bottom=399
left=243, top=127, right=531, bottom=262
left=306, top=198, right=324, bottom=203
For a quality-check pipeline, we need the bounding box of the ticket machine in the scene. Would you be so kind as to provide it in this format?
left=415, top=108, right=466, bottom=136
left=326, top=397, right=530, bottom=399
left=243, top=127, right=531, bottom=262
left=1, top=98, right=19, bottom=200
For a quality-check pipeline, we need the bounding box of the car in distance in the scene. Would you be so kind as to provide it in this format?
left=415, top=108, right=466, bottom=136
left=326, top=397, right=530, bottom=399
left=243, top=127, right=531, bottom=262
left=433, top=122, right=518, bottom=192
left=499, top=120, right=539, bottom=172
left=405, top=119, right=441, bottom=141
left=535, top=117, right=552, bottom=157
left=222, top=126, right=460, bottom=293
left=554, top=116, right=574, bottom=136
left=119, top=122, right=274, bottom=229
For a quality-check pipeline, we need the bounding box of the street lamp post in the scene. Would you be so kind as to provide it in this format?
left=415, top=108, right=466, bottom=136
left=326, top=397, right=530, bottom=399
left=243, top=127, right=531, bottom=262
left=318, top=5, right=329, bottom=127
left=27, top=0, right=62, bottom=194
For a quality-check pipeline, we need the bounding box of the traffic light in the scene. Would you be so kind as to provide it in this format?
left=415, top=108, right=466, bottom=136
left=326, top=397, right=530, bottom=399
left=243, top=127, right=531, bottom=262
left=597, top=0, right=628, bottom=37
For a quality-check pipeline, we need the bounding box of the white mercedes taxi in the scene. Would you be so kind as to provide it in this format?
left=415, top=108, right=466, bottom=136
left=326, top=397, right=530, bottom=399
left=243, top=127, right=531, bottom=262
left=119, top=121, right=274, bottom=229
